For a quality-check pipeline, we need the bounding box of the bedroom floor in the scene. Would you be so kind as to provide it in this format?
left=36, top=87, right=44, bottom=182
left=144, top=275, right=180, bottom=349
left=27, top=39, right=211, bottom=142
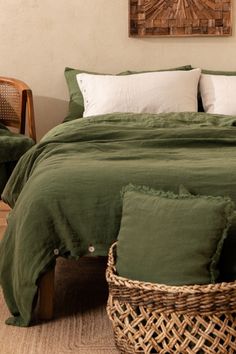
left=0, top=201, right=119, bottom=354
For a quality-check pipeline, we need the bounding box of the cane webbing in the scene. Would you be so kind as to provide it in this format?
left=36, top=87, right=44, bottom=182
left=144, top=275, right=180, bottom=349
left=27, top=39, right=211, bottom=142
left=0, top=82, right=21, bottom=127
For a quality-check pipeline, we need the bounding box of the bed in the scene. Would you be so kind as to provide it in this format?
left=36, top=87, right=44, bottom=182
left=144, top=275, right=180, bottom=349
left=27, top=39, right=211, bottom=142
left=1, top=68, right=236, bottom=327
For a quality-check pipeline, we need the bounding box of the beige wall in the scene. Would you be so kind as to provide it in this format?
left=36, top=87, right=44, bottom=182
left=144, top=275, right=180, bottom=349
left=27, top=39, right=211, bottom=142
left=1, top=0, right=235, bottom=139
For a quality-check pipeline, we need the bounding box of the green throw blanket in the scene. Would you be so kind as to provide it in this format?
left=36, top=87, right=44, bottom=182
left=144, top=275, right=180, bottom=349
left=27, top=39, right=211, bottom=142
left=1, top=112, right=236, bottom=326
left=0, top=123, right=35, bottom=194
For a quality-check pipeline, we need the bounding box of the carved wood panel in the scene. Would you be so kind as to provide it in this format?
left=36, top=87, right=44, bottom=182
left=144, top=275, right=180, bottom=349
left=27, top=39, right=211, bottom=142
left=129, top=0, right=232, bottom=37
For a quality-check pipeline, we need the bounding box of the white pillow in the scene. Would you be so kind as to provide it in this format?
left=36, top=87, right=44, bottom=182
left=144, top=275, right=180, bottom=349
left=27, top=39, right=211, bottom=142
left=200, top=74, right=236, bottom=115
left=77, top=69, right=201, bottom=117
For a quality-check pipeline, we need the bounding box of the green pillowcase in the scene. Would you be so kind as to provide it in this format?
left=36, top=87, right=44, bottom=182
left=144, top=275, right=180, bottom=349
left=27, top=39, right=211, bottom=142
left=64, top=65, right=192, bottom=122
left=177, top=185, right=236, bottom=283
left=64, top=67, right=95, bottom=122
left=202, top=69, right=236, bottom=76
left=116, top=184, right=234, bottom=286
left=123, top=65, right=192, bottom=75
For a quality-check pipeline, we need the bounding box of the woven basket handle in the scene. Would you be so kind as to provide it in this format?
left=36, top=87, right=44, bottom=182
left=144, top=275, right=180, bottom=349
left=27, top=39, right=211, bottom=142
left=106, top=242, right=118, bottom=282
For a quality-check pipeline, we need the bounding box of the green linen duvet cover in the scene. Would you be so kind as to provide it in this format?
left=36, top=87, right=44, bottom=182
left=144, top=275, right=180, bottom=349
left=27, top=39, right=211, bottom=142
left=1, top=112, right=236, bottom=326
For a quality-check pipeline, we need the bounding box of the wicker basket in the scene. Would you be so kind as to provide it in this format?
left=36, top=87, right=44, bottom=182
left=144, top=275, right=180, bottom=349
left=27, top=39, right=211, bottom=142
left=106, top=242, right=236, bottom=354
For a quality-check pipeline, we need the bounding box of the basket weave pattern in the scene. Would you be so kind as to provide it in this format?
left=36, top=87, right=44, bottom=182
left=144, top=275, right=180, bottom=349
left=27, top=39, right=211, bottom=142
left=0, top=83, right=21, bottom=124
left=106, top=242, right=236, bottom=353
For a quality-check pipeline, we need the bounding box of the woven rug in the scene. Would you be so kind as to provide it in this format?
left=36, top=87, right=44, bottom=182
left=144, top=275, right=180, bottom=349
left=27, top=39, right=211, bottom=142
left=0, top=203, right=119, bottom=354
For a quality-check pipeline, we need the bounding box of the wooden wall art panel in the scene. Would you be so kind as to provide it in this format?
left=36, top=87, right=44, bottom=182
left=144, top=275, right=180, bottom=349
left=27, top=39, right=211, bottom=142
left=129, top=0, right=232, bottom=37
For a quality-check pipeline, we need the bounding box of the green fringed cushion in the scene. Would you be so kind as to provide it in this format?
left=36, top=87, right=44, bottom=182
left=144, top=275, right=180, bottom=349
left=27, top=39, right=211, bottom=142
left=64, top=65, right=192, bottom=122
left=116, top=184, right=234, bottom=286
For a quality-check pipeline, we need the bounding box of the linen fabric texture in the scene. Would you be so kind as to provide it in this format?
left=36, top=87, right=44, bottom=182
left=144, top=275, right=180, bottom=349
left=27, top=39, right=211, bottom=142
left=64, top=65, right=192, bottom=121
left=116, top=184, right=234, bottom=286
left=77, top=69, right=201, bottom=117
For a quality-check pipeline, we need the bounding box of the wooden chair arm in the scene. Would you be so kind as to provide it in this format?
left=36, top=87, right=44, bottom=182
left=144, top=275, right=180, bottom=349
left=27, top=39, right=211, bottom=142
left=0, top=76, right=36, bottom=141
left=24, top=89, right=36, bottom=142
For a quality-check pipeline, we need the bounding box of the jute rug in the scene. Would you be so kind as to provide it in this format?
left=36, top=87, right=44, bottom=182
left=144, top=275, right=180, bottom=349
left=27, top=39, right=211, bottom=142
left=0, top=203, right=119, bottom=354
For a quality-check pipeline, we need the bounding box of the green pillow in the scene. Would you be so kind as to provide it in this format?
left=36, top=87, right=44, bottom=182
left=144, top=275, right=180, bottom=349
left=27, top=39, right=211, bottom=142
left=64, top=65, right=192, bottom=122
left=178, top=185, right=236, bottom=282
left=124, top=65, right=192, bottom=75
left=116, top=184, right=234, bottom=286
left=202, top=69, right=236, bottom=76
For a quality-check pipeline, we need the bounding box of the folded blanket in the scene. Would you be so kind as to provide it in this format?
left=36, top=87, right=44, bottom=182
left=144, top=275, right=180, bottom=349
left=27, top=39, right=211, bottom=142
left=0, top=123, right=34, bottom=164
left=0, top=123, right=34, bottom=195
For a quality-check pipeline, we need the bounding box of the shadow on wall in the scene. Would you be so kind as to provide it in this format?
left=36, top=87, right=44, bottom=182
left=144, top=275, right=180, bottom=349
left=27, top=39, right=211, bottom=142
left=33, top=96, right=68, bottom=141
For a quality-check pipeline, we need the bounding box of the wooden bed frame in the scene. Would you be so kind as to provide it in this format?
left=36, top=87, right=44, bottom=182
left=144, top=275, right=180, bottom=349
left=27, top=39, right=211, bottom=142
left=38, top=269, right=55, bottom=320
left=38, top=257, right=106, bottom=320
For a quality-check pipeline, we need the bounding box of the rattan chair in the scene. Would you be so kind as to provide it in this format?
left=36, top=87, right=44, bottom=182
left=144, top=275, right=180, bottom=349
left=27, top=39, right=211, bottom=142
left=0, top=76, right=36, bottom=141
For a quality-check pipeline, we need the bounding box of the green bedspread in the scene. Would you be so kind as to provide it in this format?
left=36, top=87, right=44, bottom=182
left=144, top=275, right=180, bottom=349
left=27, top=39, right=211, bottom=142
left=1, top=112, right=236, bottom=326
left=0, top=123, right=35, bottom=194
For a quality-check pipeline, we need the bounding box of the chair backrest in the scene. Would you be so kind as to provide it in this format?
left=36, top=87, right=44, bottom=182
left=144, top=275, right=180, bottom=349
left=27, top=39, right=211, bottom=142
left=0, top=76, right=36, bottom=141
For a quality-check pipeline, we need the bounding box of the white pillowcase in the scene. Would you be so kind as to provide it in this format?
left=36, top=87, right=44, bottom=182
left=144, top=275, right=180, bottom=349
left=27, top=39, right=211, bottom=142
left=200, top=74, right=236, bottom=115
left=77, top=69, right=201, bottom=117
